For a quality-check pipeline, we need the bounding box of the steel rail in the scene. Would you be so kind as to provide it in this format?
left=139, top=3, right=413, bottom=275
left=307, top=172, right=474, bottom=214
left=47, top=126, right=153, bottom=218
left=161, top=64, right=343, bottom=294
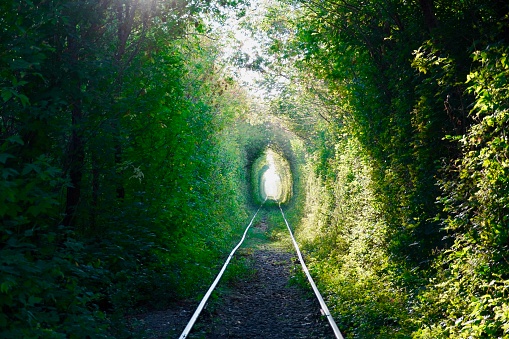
left=179, top=200, right=266, bottom=339
left=278, top=203, right=345, bottom=339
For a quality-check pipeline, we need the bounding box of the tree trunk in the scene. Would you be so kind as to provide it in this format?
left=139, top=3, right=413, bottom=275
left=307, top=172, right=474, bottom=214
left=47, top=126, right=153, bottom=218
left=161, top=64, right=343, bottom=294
left=91, top=151, right=100, bottom=229
left=63, top=26, right=85, bottom=227
left=115, top=141, right=125, bottom=199
left=419, top=0, right=438, bottom=32
left=63, top=102, right=85, bottom=227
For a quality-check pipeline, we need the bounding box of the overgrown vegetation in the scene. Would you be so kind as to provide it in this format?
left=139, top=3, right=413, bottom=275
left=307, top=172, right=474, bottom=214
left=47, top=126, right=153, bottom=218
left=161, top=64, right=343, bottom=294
left=246, top=0, right=509, bottom=337
left=2, top=0, right=509, bottom=337
left=0, top=0, right=266, bottom=336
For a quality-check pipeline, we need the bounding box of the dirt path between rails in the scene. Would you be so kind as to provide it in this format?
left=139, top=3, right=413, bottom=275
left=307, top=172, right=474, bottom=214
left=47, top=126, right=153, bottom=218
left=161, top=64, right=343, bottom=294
left=136, top=220, right=335, bottom=339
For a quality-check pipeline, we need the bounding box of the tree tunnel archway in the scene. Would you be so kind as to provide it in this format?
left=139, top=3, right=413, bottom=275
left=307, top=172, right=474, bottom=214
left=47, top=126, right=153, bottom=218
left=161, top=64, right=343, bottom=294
left=239, top=121, right=305, bottom=208
left=253, top=148, right=293, bottom=204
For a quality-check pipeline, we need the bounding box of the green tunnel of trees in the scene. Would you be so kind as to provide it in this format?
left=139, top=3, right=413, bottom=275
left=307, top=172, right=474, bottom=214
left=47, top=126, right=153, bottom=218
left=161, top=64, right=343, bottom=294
left=2, top=0, right=509, bottom=337
left=251, top=146, right=294, bottom=204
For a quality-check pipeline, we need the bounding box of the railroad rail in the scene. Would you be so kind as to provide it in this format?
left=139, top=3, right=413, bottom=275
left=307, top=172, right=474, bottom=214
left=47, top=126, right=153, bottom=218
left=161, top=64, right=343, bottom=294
left=179, top=201, right=344, bottom=339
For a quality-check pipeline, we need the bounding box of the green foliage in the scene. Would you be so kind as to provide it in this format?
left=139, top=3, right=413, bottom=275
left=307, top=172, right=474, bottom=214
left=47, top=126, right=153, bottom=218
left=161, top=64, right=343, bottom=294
left=1, top=0, right=257, bottom=336
left=0, top=147, right=109, bottom=337
left=251, top=148, right=292, bottom=204
left=413, top=43, right=509, bottom=339
left=297, top=134, right=411, bottom=338
left=258, top=0, right=509, bottom=337
left=3, top=0, right=509, bottom=337
left=235, top=120, right=305, bottom=210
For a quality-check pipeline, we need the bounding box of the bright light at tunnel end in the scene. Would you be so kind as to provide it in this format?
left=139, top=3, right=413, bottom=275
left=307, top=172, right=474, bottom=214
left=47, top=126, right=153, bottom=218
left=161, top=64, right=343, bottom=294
left=261, top=150, right=283, bottom=201
left=263, top=167, right=281, bottom=200
left=254, top=148, right=291, bottom=204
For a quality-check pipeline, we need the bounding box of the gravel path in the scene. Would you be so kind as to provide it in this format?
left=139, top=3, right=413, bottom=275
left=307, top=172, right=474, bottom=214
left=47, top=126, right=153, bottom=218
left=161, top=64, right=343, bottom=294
left=137, top=222, right=335, bottom=338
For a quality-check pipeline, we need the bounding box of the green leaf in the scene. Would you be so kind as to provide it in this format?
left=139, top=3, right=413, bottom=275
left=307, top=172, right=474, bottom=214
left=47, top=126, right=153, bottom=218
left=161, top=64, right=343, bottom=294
left=28, top=295, right=42, bottom=305
left=7, top=135, right=24, bottom=145
left=0, top=280, right=15, bottom=293
left=1, top=89, right=13, bottom=102
left=0, top=153, right=15, bottom=164
left=22, top=163, right=41, bottom=175
left=16, top=93, right=30, bottom=107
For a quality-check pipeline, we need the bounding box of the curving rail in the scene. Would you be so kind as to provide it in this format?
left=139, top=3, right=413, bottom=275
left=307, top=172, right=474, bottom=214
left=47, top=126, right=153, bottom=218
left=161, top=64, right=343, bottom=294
left=179, top=200, right=344, bottom=339
left=178, top=200, right=266, bottom=339
left=278, top=203, right=344, bottom=339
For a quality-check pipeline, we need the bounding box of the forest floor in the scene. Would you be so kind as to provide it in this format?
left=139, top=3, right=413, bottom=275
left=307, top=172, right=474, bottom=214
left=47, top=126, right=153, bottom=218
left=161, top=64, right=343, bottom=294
left=134, top=218, right=336, bottom=338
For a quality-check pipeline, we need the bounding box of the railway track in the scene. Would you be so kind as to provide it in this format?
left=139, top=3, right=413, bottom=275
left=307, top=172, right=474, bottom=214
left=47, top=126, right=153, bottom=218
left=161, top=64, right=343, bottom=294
left=179, top=202, right=344, bottom=339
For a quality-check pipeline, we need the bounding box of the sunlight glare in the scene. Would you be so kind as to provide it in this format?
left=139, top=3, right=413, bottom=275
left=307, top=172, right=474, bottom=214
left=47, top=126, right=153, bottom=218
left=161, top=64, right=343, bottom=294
left=262, top=151, right=282, bottom=200
left=263, top=167, right=281, bottom=200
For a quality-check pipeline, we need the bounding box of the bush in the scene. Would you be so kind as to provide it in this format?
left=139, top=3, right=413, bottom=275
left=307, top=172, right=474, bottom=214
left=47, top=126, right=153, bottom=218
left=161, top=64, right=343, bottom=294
left=0, top=145, right=109, bottom=337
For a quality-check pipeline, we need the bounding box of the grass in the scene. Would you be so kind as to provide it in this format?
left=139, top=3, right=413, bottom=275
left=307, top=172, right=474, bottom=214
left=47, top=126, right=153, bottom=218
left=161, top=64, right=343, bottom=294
left=241, top=221, right=270, bottom=249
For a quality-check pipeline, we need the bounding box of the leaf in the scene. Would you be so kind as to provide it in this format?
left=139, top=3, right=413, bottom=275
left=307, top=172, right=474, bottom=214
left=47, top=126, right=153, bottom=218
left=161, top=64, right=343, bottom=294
left=0, top=280, right=15, bottom=293
left=28, top=295, right=42, bottom=305
left=1, top=89, right=13, bottom=102
left=1, top=167, right=19, bottom=179
left=22, top=163, right=41, bottom=175
left=0, top=153, right=15, bottom=164
left=16, top=93, right=30, bottom=107
left=7, top=135, right=24, bottom=145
